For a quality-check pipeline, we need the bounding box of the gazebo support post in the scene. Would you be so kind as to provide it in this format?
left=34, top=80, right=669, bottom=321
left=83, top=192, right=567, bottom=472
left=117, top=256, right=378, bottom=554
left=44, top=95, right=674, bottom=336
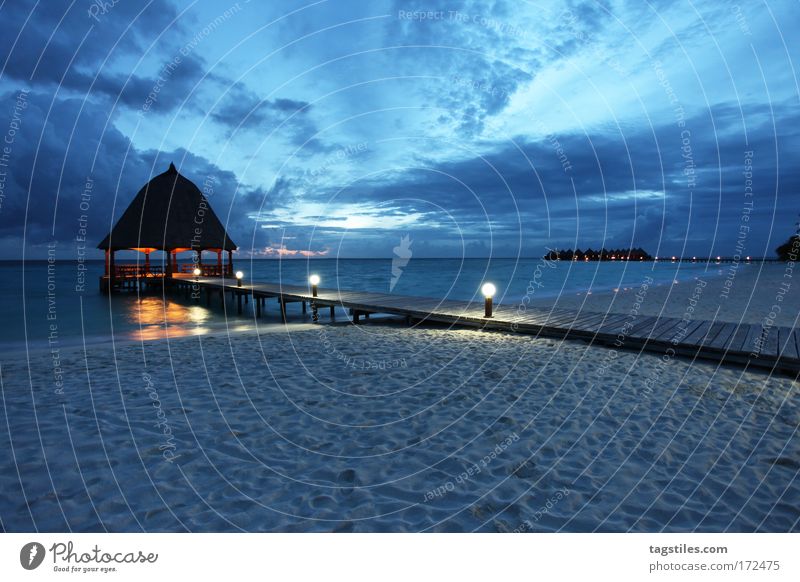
left=227, top=250, right=233, bottom=277
left=109, top=250, right=116, bottom=290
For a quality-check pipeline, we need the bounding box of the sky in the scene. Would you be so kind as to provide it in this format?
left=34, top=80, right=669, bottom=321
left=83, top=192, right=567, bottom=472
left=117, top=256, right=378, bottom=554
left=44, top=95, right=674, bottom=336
left=0, top=0, right=797, bottom=259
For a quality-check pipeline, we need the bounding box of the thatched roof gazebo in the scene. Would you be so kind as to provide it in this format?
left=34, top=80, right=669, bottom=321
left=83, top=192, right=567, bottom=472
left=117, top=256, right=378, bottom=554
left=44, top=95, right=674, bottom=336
left=98, top=162, right=237, bottom=292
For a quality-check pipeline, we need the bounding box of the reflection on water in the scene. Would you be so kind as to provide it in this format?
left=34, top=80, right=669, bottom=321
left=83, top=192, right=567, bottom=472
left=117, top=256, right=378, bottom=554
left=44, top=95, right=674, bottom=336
left=123, top=297, right=214, bottom=341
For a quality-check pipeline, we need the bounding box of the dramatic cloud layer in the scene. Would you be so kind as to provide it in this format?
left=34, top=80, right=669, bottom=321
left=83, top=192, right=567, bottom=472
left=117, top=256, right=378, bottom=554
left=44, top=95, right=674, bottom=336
left=0, top=0, right=797, bottom=258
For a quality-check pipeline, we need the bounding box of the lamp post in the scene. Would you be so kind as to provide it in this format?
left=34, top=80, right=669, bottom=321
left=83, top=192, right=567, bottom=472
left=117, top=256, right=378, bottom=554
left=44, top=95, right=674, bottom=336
left=236, top=270, right=244, bottom=287
left=309, top=275, right=320, bottom=322
left=193, top=267, right=201, bottom=281
left=481, top=282, right=496, bottom=318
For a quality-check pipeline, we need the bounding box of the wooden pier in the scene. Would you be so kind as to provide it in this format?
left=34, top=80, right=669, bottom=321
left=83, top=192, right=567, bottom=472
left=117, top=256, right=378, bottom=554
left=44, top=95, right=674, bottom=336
left=152, top=274, right=800, bottom=377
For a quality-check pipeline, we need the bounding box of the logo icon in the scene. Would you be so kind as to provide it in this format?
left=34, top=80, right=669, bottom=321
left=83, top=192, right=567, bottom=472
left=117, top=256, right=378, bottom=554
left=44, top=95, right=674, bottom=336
left=390, top=234, right=413, bottom=292
left=20, top=542, right=45, bottom=570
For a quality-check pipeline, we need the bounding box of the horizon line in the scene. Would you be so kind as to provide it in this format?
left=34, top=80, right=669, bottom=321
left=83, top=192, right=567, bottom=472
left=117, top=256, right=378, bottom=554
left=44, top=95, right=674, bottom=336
left=0, top=256, right=779, bottom=262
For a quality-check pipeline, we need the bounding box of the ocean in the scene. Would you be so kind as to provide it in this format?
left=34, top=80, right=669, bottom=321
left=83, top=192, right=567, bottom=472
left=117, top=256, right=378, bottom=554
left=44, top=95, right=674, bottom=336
left=1, top=258, right=724, bottom=350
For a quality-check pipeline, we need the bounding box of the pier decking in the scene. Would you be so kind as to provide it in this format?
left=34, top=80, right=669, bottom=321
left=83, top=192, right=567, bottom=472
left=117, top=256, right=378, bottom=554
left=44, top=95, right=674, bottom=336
left=155, top=275, right=800, bottom=376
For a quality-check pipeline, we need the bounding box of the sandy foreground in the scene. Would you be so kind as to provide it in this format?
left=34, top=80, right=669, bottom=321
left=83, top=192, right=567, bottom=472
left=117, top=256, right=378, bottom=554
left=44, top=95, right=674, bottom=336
left=531, top=262, right=800, bottom=327
left=1, top=307, right=798, bottom=533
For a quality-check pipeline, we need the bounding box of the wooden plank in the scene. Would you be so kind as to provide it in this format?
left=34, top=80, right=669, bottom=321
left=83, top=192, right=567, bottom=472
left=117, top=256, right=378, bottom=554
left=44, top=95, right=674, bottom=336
left=597, top=314, right=637, bottom=336
left=625, top=319, right=663, bottom=342
left=700, top=321, right=730, bottom=348
left=626, top=315, right=659, bottom=335
left=539, top=309, right=581, bottom=326
left=760, top=326, right=780, bottom=358
left=569, top=312, right=612, bottom=331
left=542, top=310, right=588, bottom=327
left=511, top=308, right=561, bottom=324
left=794, top=329, right=800, bottom=361
left=726, top=323, right=753, bottom=353
left=631, top=317, right=680, bottom=342
left=579, top=312, right=623, bottom=333
left=740, top=324, right=764, bottom=356
left=509, top=313, right=555, bottom=328
left=777, top=327, right=799, bottom=360
left=594, top=313, right=636, bottom=335
left=706, top=322, right=738, bottom=350
left=682, top=320, right=716, bottom=346
left=534, top=311, right=572, bottom=325
left=643, top=318, right=677, bottom=343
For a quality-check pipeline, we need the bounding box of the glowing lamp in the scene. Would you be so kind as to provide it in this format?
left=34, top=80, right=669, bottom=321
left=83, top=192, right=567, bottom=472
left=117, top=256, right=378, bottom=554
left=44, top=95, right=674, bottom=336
left=481, top=282, right=496, bottom=318
left=309, top=274, right=320, bottom=297
left=193, top=267, right=201, bottom=280
left=236, top=270, right=244, bottom=287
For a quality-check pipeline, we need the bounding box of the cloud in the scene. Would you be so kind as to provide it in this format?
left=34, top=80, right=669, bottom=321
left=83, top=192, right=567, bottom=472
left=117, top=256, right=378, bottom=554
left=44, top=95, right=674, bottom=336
left=257, top=244, right=329, bottom=257
left=209, top=82, right=315, bottom=143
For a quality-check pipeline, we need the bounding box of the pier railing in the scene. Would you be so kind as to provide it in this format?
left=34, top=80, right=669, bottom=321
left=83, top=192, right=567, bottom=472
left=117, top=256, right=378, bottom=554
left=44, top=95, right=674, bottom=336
left=178, top=264, right=230, bottom=277
left=114, top=265, right=165, bottom=278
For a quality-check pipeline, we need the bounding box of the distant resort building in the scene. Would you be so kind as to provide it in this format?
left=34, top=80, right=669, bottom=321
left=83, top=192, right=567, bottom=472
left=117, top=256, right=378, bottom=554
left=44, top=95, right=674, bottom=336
left=98, top=163, right=237, bottom=292
left=545, top=247, right=653, bottom=261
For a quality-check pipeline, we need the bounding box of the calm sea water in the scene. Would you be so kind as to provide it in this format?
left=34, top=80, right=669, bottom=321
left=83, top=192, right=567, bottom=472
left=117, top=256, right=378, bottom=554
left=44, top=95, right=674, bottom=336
left=1, top=258, right=721, bottom=349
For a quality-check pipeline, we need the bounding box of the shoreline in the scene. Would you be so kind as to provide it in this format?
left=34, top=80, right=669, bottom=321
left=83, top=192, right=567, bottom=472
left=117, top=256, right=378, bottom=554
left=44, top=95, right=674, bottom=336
left=530, top=263, right=799, bottom=327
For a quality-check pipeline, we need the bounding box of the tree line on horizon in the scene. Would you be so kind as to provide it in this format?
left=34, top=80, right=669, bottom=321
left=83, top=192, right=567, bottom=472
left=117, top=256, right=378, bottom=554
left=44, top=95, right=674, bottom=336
left=544, top=247, right=653, bottom=261
left=775, top=217, right=800, bottom=261
left=776, top=235, right=799, bottom=261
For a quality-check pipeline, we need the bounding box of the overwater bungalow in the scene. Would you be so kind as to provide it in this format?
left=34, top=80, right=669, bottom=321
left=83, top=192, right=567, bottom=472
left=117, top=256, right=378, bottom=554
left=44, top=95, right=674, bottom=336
left=97, top=163, right=237, bottom=292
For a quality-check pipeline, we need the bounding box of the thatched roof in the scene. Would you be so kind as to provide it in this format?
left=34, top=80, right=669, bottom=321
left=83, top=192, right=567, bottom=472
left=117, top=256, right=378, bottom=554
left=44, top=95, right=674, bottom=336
left=98, top=163, right=237, bottom=251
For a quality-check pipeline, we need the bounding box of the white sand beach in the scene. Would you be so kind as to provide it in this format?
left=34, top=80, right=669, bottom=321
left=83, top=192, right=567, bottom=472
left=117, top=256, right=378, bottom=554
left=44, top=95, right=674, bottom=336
left=1, top=316, right=798, bottom=532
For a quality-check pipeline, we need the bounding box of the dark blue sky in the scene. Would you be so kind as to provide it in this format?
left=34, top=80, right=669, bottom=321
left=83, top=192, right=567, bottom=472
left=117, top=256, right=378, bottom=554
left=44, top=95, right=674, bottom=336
left=0, top=0, right=797, bottom=259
